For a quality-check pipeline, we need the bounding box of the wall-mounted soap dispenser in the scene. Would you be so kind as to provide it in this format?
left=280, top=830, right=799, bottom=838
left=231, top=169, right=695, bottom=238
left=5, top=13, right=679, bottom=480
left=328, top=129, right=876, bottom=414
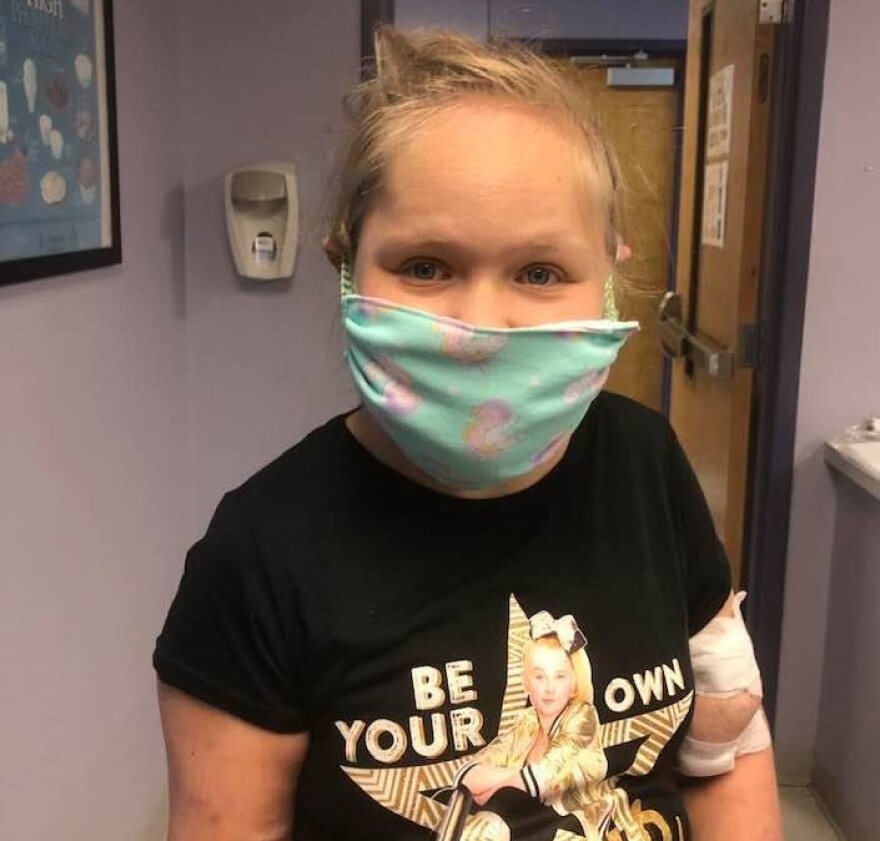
left=224, top=162, right=298, bottom=280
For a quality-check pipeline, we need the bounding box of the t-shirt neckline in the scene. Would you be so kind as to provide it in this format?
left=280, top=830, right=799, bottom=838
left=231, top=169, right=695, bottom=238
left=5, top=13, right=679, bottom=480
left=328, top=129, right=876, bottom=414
left=336, top=399, right=601, bottom=523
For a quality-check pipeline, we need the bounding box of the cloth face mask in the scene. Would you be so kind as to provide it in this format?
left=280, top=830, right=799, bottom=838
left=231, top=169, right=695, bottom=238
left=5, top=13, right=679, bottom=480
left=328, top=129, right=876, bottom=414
left=340, top=270, right=639, bottom=491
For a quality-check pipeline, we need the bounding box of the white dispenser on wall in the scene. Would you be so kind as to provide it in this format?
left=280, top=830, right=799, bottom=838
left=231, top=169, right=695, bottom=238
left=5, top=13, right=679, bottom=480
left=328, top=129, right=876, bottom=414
left=224, top=162, right=298, bottom=280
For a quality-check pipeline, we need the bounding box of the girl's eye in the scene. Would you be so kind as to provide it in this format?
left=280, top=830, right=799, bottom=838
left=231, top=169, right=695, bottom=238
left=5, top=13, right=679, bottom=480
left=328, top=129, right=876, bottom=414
left=520, top=265, right=560, bottom=287
left=402, top=260, right=443, bottom=282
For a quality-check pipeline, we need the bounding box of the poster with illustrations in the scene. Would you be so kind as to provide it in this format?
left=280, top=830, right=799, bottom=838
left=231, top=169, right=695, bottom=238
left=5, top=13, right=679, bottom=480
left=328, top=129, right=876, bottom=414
left=0, top=0, right=119, bottom=284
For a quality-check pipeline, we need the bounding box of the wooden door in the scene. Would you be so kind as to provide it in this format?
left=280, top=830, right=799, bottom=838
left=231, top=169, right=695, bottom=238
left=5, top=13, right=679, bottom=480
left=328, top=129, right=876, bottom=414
left=668, top=0, right=778, bottom=586
left=570, top=62, right=683, bottom=412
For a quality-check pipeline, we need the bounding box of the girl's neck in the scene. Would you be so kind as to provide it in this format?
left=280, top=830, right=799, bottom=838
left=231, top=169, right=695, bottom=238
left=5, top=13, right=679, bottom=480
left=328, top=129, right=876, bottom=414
left=345, top=407, right=570, bottom=500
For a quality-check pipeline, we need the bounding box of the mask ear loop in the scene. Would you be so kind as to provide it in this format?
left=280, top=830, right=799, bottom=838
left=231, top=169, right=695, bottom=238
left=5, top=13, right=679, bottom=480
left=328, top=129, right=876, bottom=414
left=604, top=238, right=631, bottom=321
left=340, top=258, right=355, bottom=297
left=602, top=274, right=619, bottom=321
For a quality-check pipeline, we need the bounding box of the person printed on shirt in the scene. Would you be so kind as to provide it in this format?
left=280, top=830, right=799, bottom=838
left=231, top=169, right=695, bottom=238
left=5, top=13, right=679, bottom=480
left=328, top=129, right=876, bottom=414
left=454, top=612, right=644, bottom=841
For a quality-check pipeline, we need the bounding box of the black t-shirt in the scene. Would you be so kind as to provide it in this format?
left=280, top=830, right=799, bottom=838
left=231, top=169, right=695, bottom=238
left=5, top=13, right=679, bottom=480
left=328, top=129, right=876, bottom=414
left=154, top=392, right=731, bottom=841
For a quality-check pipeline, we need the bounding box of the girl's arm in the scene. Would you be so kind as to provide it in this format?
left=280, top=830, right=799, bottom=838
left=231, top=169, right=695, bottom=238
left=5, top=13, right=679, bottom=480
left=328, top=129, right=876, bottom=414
left=159, top=681, right=309, bottom=841
left=679, top=592, right=782, bottom=839
left=680, top=740, right=783, bottom=840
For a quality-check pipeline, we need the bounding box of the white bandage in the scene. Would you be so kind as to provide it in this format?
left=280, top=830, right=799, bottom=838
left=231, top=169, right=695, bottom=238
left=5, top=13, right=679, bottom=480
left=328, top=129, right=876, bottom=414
left=678, top=591, right=772, bottom=777
left=691, top=591, right=763, bottom=699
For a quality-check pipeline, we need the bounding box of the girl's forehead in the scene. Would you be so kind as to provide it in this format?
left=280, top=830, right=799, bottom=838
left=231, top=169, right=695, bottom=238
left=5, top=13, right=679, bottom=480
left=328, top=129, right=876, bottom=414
left=383, top=101, right=586, bottom=193
left=368, top=102, right=606, bottom=251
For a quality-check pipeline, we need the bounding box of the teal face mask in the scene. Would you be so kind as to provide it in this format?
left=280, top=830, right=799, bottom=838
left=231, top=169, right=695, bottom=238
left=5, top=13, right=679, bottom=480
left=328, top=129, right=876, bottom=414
left=340, top=263, right=638, bottom=491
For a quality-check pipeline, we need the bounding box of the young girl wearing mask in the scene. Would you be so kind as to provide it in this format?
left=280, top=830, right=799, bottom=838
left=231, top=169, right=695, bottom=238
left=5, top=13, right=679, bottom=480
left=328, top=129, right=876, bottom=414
left=155, top=26, right=781, bottom=841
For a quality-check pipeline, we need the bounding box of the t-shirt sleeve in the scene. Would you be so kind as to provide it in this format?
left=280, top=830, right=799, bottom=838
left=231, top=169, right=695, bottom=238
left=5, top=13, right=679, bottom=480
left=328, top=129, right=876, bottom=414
left=666, top=428, right=733, bottom=637
left=153, top=491, right=308, bottom=733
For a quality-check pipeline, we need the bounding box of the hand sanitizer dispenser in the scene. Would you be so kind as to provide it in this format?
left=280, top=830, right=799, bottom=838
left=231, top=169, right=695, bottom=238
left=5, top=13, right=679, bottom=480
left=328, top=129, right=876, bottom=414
left=224, top=162, right=298, bottom=280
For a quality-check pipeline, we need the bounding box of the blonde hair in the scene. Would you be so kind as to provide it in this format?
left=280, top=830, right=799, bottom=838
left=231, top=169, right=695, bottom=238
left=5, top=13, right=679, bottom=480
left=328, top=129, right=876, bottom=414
left=325, top=26, right=625, bottom=265
left=523, top=635, right=595, bottom=705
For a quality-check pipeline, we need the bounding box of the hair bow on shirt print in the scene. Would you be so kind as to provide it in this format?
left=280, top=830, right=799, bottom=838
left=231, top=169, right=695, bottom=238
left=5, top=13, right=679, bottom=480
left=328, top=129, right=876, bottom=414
left=529, top=610, right=587, bottom=653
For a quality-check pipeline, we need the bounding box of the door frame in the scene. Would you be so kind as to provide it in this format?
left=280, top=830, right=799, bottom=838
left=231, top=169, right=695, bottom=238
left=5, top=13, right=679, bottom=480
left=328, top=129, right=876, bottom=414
left=742, top=0, right=831, bottom=725
left=360, top=0, right=833, bottom=726
left=361, top=0, right=395, bottom=69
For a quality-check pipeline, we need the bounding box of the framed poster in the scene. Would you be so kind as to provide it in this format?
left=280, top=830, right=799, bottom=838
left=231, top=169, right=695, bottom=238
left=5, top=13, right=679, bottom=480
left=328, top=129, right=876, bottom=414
left=0, top=0, right=120, bottom=287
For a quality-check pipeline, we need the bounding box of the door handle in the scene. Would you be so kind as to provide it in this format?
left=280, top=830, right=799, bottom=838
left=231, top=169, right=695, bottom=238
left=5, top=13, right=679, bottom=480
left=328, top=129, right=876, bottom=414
left=658, top=291, right=735, bottom=379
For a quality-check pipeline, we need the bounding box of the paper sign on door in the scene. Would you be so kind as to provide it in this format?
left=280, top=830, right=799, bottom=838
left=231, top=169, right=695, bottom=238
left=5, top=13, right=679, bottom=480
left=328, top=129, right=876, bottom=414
left=707, top=64, right=735, bottom=159
left=702, top=160, right=729, bottom=248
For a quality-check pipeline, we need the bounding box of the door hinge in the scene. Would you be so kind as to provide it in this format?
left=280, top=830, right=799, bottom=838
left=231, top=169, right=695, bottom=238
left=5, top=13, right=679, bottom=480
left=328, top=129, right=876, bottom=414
left=738, top=322, right=762, bottom=369
left=760, top=0, right=793, bottom=25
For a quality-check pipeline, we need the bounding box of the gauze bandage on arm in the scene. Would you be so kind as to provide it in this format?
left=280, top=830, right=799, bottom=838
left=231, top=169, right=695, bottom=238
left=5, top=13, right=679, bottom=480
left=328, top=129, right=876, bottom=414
left=691, top=591, right=763, bottom=698
left=678, top=591, right=772, bottom=777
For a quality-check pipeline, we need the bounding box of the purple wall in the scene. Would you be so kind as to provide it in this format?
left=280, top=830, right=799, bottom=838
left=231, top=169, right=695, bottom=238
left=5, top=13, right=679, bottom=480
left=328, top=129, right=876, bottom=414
left=813, top=479, right=880, bottom=841
left=774, top=0, right=880, bottom=795
left=174, top=0, right=359, bottom=529
left=0, top=2, right=360, bottom=839
left=0, top=2, right=188, bottom=839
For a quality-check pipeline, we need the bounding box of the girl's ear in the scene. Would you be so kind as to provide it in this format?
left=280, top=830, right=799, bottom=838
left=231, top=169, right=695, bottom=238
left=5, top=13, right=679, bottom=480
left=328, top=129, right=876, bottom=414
left=322, top=235, right=345, bottom=271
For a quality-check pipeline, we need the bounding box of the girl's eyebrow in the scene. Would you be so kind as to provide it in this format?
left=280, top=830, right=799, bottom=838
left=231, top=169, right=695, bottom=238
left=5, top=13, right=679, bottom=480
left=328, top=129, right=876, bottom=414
left=378, top=237, right=468, bottom=253
left=377, top=234, right=582, bottom=256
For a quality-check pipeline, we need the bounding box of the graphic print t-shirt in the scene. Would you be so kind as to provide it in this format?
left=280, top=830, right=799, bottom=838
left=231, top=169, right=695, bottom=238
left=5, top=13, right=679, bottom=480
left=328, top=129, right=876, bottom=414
left=154, top=393, right=731, bottom=841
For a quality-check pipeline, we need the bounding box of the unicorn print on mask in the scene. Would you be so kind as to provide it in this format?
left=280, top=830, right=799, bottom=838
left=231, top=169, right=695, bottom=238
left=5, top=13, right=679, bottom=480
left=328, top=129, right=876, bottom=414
left=564, top=368, right=610, bottom=405
left=463, top=400, right=522, bottom=458
left=362, top=357, right=421, bottom=415
left=437, top=322, right=508, bottom=365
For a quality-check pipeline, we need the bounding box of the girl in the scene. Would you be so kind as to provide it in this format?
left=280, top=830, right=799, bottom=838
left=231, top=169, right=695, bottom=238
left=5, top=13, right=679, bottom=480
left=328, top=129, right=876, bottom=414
left=155, top=26, right=781, bottom=841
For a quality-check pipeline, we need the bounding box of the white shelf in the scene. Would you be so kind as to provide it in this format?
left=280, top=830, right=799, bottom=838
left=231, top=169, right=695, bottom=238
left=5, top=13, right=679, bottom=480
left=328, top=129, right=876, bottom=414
left=824, top=438, right=880, bottom=504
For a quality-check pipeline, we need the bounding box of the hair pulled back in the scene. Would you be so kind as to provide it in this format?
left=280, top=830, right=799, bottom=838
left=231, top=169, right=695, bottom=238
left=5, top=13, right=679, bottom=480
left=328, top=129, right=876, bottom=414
left=325, top=26, right=625, bottom=264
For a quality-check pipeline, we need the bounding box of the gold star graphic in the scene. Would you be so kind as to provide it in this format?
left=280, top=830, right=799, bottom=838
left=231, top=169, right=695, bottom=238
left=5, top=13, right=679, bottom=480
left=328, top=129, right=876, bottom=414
left=341, top=595, right=692, bottom=838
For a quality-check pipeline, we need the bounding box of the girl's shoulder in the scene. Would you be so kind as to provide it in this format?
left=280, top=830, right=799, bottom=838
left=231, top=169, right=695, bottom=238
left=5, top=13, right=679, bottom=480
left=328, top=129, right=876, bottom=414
left=588, top=391, right=674, bottom=445
left=228, top=411, right=355, bottom=508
